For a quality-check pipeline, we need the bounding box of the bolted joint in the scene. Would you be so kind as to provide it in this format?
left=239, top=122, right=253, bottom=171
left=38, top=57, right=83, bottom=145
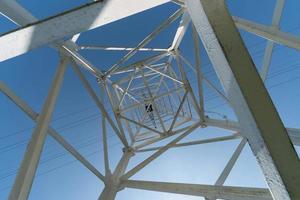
left=135, top=63, right=144, bottom=70
left=183, top=82, right=190, bottom=90
left=163, top=130, right=172, bottom=137
left=172, top=48, right=181, bottom=55
left=185, top=81, right=193, bottom=90
left=104, top=172, right=113, bottom=185
left=168, top=48, right=176, bottom=55
left=96, top=75, right=106, bottom=84
left=122, top=147, right=135, bottom=156
left=167, top=45, right=174, bottom=52
left=114, top=108, right=121, bottom=116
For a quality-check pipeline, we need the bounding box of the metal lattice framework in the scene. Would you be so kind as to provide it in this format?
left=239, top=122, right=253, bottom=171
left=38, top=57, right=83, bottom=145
left=0, top=0, right=300, bottom=199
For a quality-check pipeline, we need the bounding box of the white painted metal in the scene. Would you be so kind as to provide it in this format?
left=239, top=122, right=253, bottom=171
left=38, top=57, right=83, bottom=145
left=112, top=52, right=170, bottom=76
left=234, top=16, right=300, bottom=51
left=191, top=24, right=205, bottom=122
left=133, top=117, right=194, bottom=150
left=121, top=180, right=272, bottom=200
left=174, top=53, right=202, bottom=118
left=204, top=139, right=246, bottom=200
left=122, top=123, right=199, bottom=180
left=79, top=46, right=168, bottom=52
left=120, top=115, right=163, bottom=135
left=98, top=151, right=133, bottom=200
left=0, top=0, right=171, bottom=61
left=169, top=91, right=188, bottom=130
left=186, top=0, right=300, bottom=199
left=71, top=62, right=129, bottom=147
left=178, top=52, right=230, bottom=103
left=105, top=8, right=184, bottom=76
left=1, top=0, right=299, bottom=199
left=214, top=139, right=247, bottom=185
left=205, top=118, right=300, bottom=146
left=99, top=84, right=111, bottom=176
left=144, top=65, right=184, bottom=85
left=137, top=133, right=240, bottom=152
left=0, top=81, right=105, bottom=182
left=114, top=87, right=135, bottom=144
left=0, top=0, right=36, bottom=25
left=260, top=0, right=285, bottom=81
left=8, top=57, right=68, bottom=200
left=170, top=11, right=191, bottom=50
left=0, top=0, right=103, bottom=79
left=140, top=69, right=167, bottom=132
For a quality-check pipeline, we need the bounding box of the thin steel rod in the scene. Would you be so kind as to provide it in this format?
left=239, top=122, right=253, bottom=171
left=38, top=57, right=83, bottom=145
left=105, top=8, right=184, bottom=76
left=170, top=11, right=191, bottom=50
left=215, top=138, right=247, bottom=185
left=103, top=81, right=129, bottom=147
left=134, top=117, right=193, bottom=150
left=113, top=83, right=140, bottom=103
left=174, top=53, right=202, bottom=118
left=112, top=52, right=169, bottom=77
left=0, top=81, right=106, bottom=182
left=99, top=84, right=111, bottom=175
left=118, top=71, right=136, bottom=108
left=169, top=91, right=188, bottom=131
left=260, top=0, right=285, bottom=81
left=191, top=24, right=205, bottom=122
left=122, top=123, right=200, bottom=180
left=120, top=115, right=162, bottom=135
left=79, top=45, right=168, bottom=52
left=144, top=65, right=184, bottom=85
left=71, top=61, right=129, bottom=148
left=140, top=68, right=167, bottom=132
left=178, top=53, right=230, bottom=104
left=121, top=86, right=184, bottom=113
left=137, top=134, right=240, bottom=152
left=114, top=88, right=135, bottom=144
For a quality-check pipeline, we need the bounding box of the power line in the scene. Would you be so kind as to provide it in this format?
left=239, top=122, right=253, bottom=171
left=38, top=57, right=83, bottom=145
left=0, top=140, right=122, bottom=192
left=1, top=39, right=298, bottom=155
left=207, top=73, right=300, bottom=110
left=1, top=20, right=300, bottom=197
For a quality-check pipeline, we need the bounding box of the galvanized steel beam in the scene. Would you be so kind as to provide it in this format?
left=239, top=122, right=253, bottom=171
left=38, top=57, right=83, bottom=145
left=186, top=0, right=300, bottom=199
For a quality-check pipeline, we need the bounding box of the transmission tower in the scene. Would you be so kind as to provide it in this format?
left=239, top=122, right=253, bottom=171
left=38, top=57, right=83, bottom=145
left=0, top=0, right=299, bottom=200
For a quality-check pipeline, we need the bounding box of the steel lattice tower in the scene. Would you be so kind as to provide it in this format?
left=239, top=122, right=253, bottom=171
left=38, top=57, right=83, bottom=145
left=0, top=0, right=299, bottom=200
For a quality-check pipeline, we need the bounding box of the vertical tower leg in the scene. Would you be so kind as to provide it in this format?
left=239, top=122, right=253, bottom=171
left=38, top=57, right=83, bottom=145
left=186, top=0, right=300, bottom=199
left=98, top=186, right=118, bottom=200
left=98, top=150, right=133, bottom=200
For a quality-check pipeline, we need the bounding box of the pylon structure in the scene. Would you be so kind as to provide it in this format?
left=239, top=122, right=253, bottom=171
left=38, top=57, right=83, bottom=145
left=0, top=0, right=300, bottom=200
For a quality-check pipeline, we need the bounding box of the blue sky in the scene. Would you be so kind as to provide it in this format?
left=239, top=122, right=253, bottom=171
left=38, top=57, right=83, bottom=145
left=0, top=0, right=300, bottom=199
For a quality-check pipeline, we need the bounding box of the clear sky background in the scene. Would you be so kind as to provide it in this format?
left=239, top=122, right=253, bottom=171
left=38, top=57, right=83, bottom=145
left=0, top=0, right=300, bottom=199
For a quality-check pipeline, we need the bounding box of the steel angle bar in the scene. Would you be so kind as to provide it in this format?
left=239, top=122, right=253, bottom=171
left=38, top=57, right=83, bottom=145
left=0, top=0, right=171, bottom=62
left=79, top=45, right=168, bottom=52
left=8, top=57, right=68, bottom=200
left=186, top=1, right=300, bottom=198
left=105, top=8, right=185, bottom=76
left=122, top=123, right=200, bottom=180
left=71, top=61, right=129, bottom=148
left=121, top=180, right=272, bottom=200
left=137, top=134, right=240, bottom=152
left=0, top=81, right=106, bottom=182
